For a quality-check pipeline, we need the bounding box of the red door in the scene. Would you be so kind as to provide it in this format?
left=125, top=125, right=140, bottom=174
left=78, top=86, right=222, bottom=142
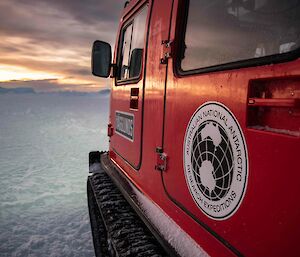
left=162, top=0, right=300, bottom=256
left=110, top=2, right=149, bottom=169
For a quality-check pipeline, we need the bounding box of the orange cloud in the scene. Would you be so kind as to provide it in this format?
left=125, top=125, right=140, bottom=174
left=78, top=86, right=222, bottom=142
left=0, top=0, right=122, bottom=92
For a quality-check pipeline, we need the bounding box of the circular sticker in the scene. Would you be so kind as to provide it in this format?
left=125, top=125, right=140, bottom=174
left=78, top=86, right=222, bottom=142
left=183, top=102, right=248, bottom=220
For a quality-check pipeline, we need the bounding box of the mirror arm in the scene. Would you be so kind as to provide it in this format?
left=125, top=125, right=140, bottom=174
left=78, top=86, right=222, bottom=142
left=110, top=63, right=117, bottom=78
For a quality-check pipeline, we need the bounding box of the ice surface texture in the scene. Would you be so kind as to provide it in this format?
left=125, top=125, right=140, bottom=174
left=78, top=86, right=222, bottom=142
left=0, top=94, right=109, bottom=257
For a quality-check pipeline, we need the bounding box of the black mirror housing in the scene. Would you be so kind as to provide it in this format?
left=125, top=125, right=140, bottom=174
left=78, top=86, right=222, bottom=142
left=92, top=40, right=112, bottom=78
left=129, top=48, right=143, bottom=78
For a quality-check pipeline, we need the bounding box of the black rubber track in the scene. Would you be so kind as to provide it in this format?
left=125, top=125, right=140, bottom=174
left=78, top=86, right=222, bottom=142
left=88, top=179, right=110, bottom=257
left=88, top=171, right=168, bottom=257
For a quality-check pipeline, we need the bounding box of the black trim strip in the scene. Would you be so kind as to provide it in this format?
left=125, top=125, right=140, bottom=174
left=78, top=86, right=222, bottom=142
left=177, top=50, right=300, bottom=77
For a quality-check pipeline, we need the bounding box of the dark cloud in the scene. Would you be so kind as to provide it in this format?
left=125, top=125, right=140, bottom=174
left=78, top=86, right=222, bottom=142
left=16, top=0, right=122, bottom=25
left=0, top=0, right=122, bottom=45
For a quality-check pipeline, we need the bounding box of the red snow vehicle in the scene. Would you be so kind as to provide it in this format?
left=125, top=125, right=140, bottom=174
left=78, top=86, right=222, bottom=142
left=88, top=0, right=300, bottom=256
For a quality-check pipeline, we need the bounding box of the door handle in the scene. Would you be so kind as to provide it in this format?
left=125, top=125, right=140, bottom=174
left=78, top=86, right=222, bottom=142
left=130, top=88, right=139, bottom=110
left=248, top=98, right=300, bottom=108
left=247, top=78, right=300, bottom=136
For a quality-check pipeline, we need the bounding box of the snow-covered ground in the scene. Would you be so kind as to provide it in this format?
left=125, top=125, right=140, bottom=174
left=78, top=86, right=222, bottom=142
left=0, top=94, right=109, bottom=256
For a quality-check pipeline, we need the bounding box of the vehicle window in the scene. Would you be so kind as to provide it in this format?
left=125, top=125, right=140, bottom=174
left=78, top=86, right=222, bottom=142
left=118, top=6, right=148, bottom=81
left=120, top=24, right=133, bottom=80
left=181, top=0, right=300, bottom=71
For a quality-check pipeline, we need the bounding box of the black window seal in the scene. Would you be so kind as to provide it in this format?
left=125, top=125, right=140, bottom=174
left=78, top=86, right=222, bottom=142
left=174, top=0, right=300, bottom=78
left=115, top=4, right=148, bottom=86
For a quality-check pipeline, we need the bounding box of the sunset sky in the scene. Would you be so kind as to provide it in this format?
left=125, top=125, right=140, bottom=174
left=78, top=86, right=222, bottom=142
left=0, top=0, right=123, bottom=92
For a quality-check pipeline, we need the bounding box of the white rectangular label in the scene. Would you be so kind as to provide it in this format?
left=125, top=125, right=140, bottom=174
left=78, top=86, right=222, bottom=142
left=115, top=111, right=134, bottom=141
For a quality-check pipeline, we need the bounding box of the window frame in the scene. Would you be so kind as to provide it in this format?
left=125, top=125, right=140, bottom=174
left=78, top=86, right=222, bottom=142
left=175, top=0, right=300, bottom=77
left=116, top=5, right=149, bottom=85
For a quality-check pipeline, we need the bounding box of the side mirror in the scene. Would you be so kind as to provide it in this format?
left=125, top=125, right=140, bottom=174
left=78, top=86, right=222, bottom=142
left=129, top=48, right=143, bottom=78
left=92, top=40, right=112, bottom=78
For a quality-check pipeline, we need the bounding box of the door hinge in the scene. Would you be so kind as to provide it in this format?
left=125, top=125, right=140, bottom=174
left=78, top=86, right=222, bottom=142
left=160, top=40, right=173, bottom=65
left=107, top=123, right=114, bottom=137
left=155, top=147, right=168, bottom=171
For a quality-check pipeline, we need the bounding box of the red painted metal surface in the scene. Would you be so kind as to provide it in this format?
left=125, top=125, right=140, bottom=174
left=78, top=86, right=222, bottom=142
left=107, top=0, right=300, bottom=256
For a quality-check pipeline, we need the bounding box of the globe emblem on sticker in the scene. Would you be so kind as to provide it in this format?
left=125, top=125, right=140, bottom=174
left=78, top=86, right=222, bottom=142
left=192, top=121, right=234, bottom=200
left=184, top=102, right=248, bottom=220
